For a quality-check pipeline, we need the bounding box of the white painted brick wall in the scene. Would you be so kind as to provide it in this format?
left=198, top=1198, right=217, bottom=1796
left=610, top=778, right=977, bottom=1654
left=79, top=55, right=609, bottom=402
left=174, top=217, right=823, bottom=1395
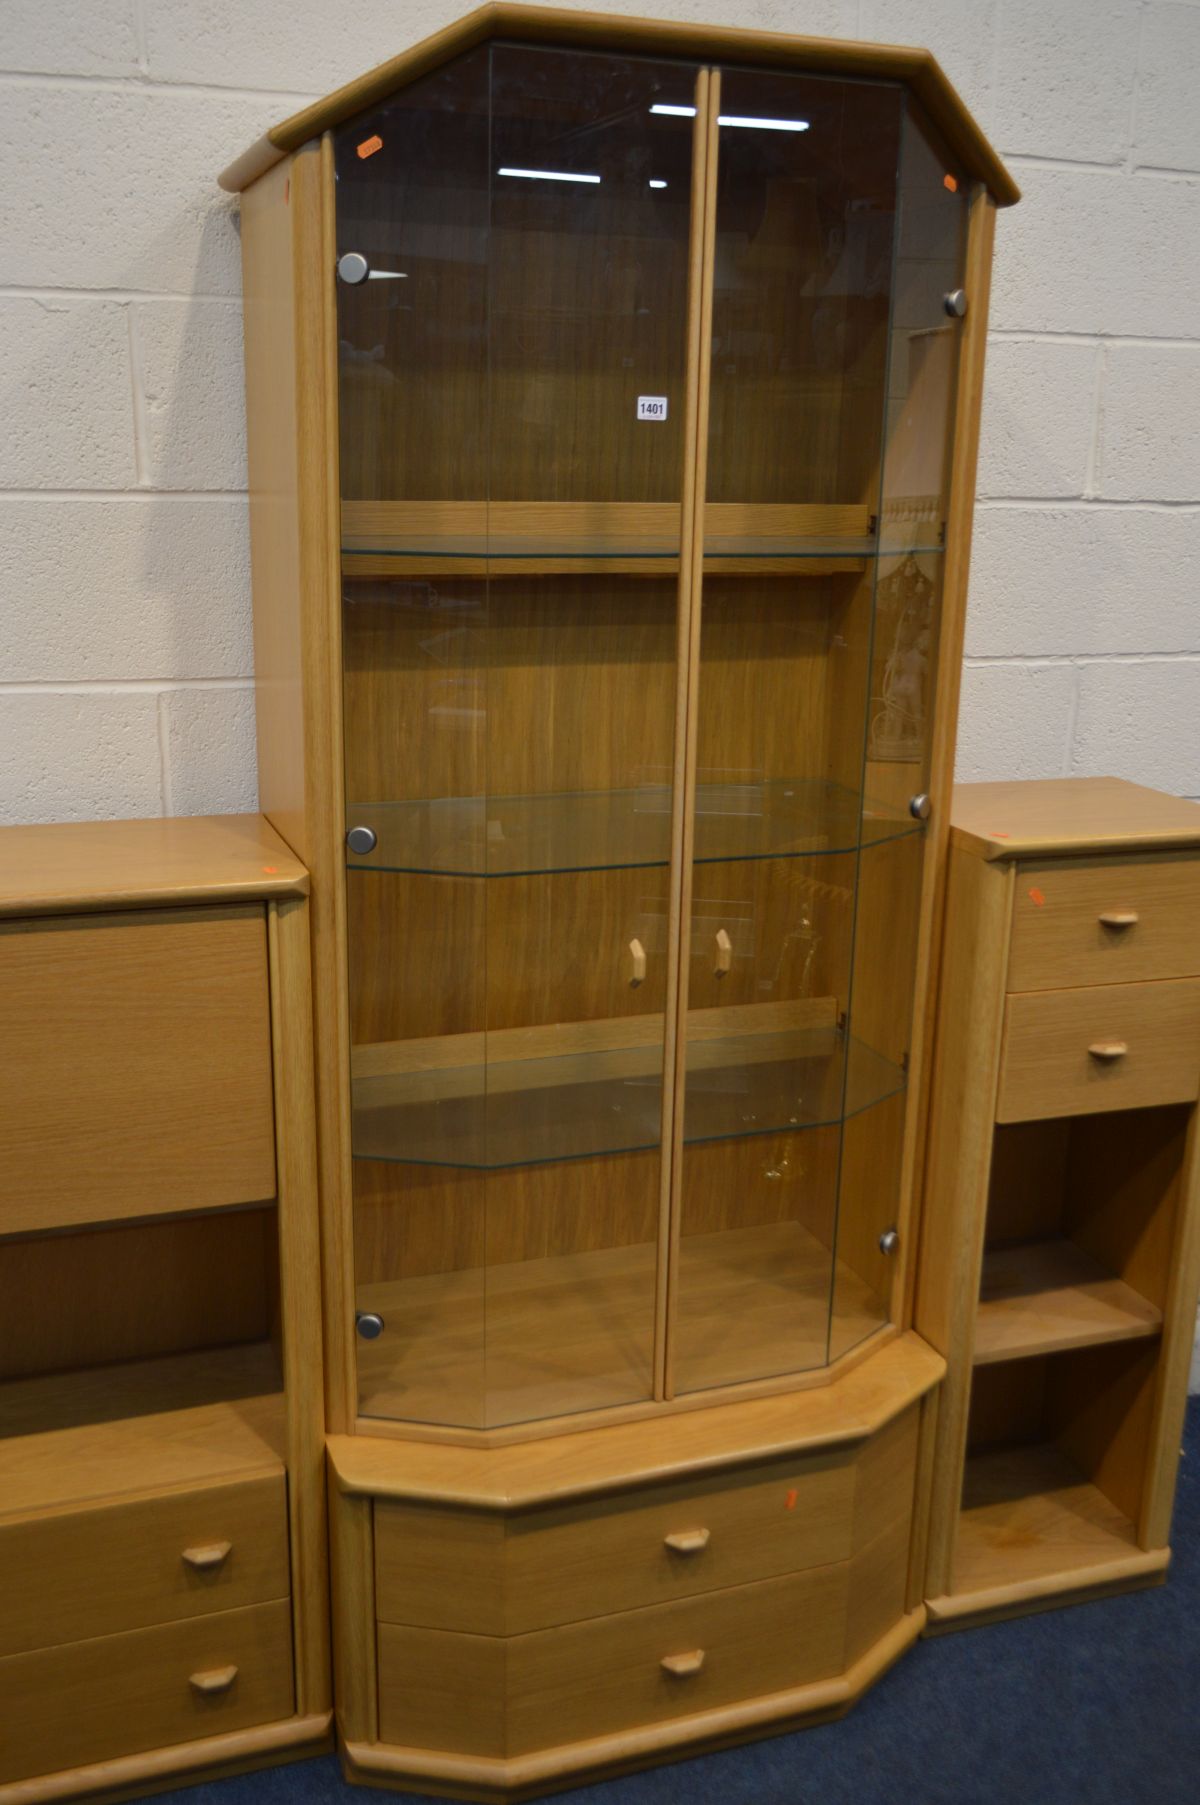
left=2, top=3, right=1198, bottom=1363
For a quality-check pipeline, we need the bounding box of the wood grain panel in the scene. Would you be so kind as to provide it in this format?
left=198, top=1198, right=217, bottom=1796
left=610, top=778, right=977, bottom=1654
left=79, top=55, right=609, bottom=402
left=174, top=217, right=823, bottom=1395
left=0, top=908, right=275, bottom=1236
left=844, top=1513, right=911, bottom=1669
left=341, top=577, right=677, bottom=808
left=0, top=1475, right=288, bottom=1659
left=376, top=1445, right=856, bottom=1635
left=0, top=1211, right=275, bottom=1383
left=951, top=777, right=1200, bottom=864
left=1045, top=1340, right=1159, bottom=1530
left=1008, top=854, right=1200, bottom=991
left=1062, top=1105, right=1188, bottom=1314
left=0, top=1345, right=284, bottom=1523
left=915, top=846, right=1012, bottom=1593
left=240, top=158, right=309, bottom=858
left=352, top=1150, right=660, bottom=1284
left=985, top=1120, right=1070, bottom=1247
left=0, top=1599, right=293, bottom=1785
left=997, top=979, right=1200, bottom=1123
left=0, top=816, right=306, bottom=922
left=692, top=579, right=836, bottom=788
left=376, top=1563, right=848, bottom=1759
left=511, top=1563, right=846, bottom=1757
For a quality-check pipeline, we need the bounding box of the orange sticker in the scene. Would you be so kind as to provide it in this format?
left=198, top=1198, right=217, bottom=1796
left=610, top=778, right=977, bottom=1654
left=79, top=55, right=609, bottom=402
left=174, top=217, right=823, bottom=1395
left=943, top=173, right=959, bottom=193
left=1028, top=886, right=1045, bottom=907
left=785, top=1488, right=798, bottom=1511
left=262, top=865, right=278, bottom=874
left=990, top=830, right=1010, bottom=838
left=357, top=134, right=384, bottom=160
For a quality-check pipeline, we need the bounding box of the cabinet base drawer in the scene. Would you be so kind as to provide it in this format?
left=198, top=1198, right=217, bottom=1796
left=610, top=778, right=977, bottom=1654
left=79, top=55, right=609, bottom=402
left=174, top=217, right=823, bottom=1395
left=376, top=1404, right=919, bottom=1640
left=0, top=1598, right=294, bottom=1785
left=378, top=1564, right=848, bottom=1759
left=0, top=1472, right=289, bottom=1658
left=998, top=979, right=1200, bottom=1122
left=1009, top=855, right=1200, bottom=991
left=376, top=1449, right=856, bottom=1637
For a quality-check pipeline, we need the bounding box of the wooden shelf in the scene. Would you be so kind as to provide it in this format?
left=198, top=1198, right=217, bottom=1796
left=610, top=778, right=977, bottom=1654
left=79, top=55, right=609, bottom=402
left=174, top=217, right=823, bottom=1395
left=974, top=1240, right=1162, bottom=1365
left=356, top=1221, right=884, bottom=1430
left=0, top=1342, right=285, bottom=1522
left=954, top=1442, right=1140, bottom=1598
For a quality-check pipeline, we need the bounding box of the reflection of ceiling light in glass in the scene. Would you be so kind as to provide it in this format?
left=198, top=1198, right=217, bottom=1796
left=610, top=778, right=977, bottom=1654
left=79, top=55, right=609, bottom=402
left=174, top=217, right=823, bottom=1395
left=497, top=166, right=601, bottom=184
left=719, top=115, right=809, bottom=131
left=649, top=104, right=809, bottom=132
left=648, top=179, right=667, bottom=189
left=367, top=270, right=408, bottom=279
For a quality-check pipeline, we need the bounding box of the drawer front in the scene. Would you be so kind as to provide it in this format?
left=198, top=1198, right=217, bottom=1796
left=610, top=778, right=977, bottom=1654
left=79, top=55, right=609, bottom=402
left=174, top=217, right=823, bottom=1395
left=376, top=1450, right=857, bottom=1636
left=377, top=1564, right=848, bottom=1759
left=0, top=1597, right=293, bottom=1785
left=1009, top=856, right=1200, bottom=992
left=0, top=907, right=276, bottom=1236
left=998, top=979, right=1200, bottom=1122
left=0, top=1473, right=289, bottom=1658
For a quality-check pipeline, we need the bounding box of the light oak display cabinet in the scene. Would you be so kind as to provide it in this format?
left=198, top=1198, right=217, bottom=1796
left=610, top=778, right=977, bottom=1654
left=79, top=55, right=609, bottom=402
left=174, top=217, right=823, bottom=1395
left=220, top=5, right=1017, bottom=1794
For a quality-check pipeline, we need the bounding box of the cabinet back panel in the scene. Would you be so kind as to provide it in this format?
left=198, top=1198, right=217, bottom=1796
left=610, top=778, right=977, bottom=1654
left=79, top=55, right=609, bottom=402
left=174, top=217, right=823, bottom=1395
left=352, top=1151, right=659, bottom=1283
left=0, top=1208, right=276, bottom=1382
left=341, top=578, right=679, bottom=807
left=1063, top=1106, right=1187, bottom=1313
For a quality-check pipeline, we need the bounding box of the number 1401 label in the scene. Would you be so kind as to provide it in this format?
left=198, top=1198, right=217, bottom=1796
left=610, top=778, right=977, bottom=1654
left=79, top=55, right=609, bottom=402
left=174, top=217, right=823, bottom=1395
left=637, top=395, right=669, bottom=421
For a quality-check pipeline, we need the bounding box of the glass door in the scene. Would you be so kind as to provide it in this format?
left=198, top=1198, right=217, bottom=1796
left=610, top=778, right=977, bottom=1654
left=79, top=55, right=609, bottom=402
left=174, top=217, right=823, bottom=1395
left=831, top=104, right=969, bottom=1358
left=333, top=42, right=701, bottom=1428
left=670, top=67, right=952, bottom=1393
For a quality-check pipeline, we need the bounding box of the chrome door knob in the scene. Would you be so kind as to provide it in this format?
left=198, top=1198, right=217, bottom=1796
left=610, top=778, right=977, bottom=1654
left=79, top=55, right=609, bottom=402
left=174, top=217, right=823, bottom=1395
left=909, top=793, right=932, bottom=821
left=338, top=251, right=370, bottom=285
left=879, top=1228, right=900, bottom=1256
left=943, top=289, right=968, bottom=318
left=346, top=825, right=377, bottom=854
left=356, top=1312, right=385, bottom=1340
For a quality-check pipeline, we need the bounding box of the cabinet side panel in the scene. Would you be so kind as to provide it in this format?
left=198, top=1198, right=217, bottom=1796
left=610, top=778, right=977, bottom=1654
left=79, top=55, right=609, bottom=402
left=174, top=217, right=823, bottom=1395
left=268, top=897, right=331, bottom=1716
left=917, top=843, right=1012, bottom=1595
left=242, top=157, right=308, bottom=860
left=1140, top=1103, right=1200, bottom=1546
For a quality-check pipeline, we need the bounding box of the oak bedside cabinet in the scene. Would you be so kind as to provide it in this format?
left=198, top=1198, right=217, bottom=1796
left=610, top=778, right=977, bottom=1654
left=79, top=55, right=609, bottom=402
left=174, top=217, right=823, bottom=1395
left=218, top=3, right=1017, bottom=1793
left=920, top=777, right=1200, bottom=1631
left=0, top=816, right=330, bottom=1799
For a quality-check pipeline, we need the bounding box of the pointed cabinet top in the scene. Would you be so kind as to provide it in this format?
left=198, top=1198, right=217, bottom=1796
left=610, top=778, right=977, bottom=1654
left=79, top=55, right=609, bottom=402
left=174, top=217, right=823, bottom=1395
left=217, top=0, right=1017, bottom=203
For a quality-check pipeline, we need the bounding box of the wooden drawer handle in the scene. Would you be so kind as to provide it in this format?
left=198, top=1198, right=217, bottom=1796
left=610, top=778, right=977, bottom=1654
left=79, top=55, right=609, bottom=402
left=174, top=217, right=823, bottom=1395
left=663, top=1527, right=711, bottom=1555
left=1088, top=1040, right=1128, bottom=1062
left=625, top=937, right=647, bottom=989
left=1098, top=910, right=1139, bottom=930
left=181, top=1541, right=232, bottom=1573
left=189, top=1665, right=239, bottom=1696
left=661, top=1649, right=706, bottom=1677
left=714, top=928, right=732, bottom=977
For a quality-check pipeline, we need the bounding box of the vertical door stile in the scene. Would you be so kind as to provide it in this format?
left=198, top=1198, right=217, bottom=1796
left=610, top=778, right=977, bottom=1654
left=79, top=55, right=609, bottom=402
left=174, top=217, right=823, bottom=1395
left=315, top=129, right=359, bottom=1436
left=658, top=68, right=721, bottom=1401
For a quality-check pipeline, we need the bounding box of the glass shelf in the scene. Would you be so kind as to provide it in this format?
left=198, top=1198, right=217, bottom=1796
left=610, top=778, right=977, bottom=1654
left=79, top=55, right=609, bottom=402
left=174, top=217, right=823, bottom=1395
left=338, top=500, right=944, bottom=573
left=345, top=779, right=921, bottom=878
left=351, top=1026, right=904, bottom=1171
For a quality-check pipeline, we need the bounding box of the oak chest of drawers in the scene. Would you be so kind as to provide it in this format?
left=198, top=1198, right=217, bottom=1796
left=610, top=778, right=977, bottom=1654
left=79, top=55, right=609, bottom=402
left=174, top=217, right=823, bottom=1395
left=327, top=1336, right=942, bottom=1797
left=917, top=778, right=1200, bottom=1631
left=0, top=817, right=331, bottom=1800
